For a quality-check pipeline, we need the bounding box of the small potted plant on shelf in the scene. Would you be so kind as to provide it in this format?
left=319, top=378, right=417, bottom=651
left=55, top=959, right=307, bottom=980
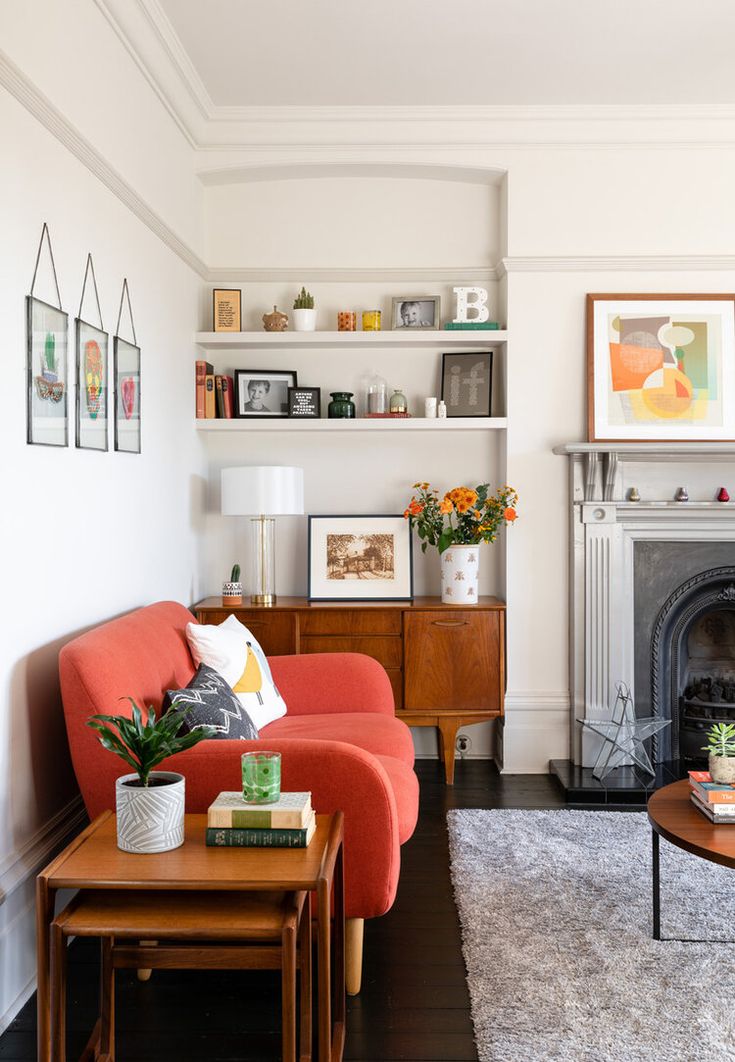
left=292, top=286, right=316, bottom=331
left=702, top=721, right=735, bottom=783
left=222, top=563, right=243, bottom=605
left=87, top=699, right=216, bottom=853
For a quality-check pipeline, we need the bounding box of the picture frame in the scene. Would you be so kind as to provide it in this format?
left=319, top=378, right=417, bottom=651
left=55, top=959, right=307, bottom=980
left=308, top=514, right=414, bottom=602
left=440, top=351, right=493, bottom=417
left=213, top=289, right=242, bottom=333
left=288, top=386, right=321, bottom=418
left=75, top=319, right=108, bottom=451
left=234, top=370, right=297, bottom=418
left=391, top=295, right=441, bottom=330
left=113, top=336, right=141, bottom=453
left=27, top=295, right=69, bottom=447
left=587, top=293, right=735, bottom=442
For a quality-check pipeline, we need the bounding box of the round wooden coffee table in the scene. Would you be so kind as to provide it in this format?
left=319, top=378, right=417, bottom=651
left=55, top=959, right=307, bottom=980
left=648, top=778, right=735, bottom=940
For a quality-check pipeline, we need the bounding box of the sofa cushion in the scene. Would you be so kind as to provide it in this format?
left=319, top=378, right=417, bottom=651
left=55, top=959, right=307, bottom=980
left=186, top=615, right=286, bottom=731
left=374, top=755, right=419, bottom=844
left=163, top=664, right=259, bottom=740
left=261, top=711, right=415, bottom=768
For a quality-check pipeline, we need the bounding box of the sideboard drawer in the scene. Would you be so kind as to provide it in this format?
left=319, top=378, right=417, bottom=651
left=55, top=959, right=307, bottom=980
left=386, top=668, right=404, bottom=710
left=194, top=608, right=297, bottom=656
left=299, top=610, right=402, bottom=637
left=403, top=610, right=503, bottom=712
left=300, top=635, right=403, bottom=670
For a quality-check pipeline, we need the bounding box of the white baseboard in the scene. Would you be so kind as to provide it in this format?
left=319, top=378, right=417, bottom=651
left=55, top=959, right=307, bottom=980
left=498, top=691, right=571, bottom=773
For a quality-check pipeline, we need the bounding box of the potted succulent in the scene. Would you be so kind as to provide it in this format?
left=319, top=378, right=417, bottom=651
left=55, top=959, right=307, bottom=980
left=702, top=722, right=735, bottom=783
left=87, top=699, right=216, bottom=853
left=222, top=563, right=243, bottom=605
left=292, top=287, right=316, bottom=331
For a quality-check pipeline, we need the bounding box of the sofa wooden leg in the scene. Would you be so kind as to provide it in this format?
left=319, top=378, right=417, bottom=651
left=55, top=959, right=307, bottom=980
left=345, top=918, right=364, bottom=996
left=136, top=940, right=156, bottom=982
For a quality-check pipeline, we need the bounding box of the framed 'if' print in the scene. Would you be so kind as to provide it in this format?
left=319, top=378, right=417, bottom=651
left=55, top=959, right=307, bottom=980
left=587, top=294, right=735, bottom=442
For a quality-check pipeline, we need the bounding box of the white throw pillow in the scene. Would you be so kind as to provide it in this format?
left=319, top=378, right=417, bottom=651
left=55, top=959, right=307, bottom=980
left=186, top=614, right=287, bottom=731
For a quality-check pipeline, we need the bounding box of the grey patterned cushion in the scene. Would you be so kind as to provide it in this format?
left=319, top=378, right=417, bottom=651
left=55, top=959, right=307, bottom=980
left=163, top=664, right=259, bottom=740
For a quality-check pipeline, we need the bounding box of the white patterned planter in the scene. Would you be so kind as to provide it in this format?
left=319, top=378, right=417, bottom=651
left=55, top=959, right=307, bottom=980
left=440, top=545, right=480, bottom=604
left=116, top=771, right=185, bottom=853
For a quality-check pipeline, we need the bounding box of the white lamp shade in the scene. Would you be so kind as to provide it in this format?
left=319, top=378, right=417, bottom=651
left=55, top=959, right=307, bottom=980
left=221, top=466, right=304, bottom=516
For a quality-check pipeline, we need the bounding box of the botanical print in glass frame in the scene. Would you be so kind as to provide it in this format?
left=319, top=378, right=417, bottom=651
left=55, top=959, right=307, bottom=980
left=587, top=293, right=735, bottom=442
left=27, top=296, right=69, bottom=447
left=308, top=514, right=414, bottom=602
left=75, top=319, right=108, bottom=451
left=113, top=336, right=141, bottom=453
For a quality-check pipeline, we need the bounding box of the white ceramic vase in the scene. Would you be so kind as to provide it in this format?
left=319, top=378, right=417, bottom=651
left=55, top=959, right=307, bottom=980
left=115, top=771, right=185, bottom=853
left=440, top=544, right=480, bottom=604
left=292, top=308, right=317, bottom=332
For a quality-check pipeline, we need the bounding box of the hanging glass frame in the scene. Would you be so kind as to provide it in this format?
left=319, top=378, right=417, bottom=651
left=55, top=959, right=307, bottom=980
left=113, top=278, right=141, bottom=453
left=75, top=253, right=108, bottom=451
left=27, top=224, right=68, bottom=447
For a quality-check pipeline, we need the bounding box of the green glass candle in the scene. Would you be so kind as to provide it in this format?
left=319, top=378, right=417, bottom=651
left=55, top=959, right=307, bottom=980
left=242, top=751, right=281, bottom=804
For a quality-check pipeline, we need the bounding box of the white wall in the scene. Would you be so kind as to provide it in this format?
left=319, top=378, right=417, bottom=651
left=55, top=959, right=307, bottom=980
left=0, top=70, right=204, bottom=1042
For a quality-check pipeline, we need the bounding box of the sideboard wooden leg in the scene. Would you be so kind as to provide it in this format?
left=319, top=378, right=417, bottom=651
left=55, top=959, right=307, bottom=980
left=136, top=940, right=156, bottom=981
left=438, top=719, right=460, bottom=785
left=345, top=917, right=364, bottom=996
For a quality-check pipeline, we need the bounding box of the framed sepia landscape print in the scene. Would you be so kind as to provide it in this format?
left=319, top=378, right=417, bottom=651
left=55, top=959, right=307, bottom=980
left=587, top=293, right=735, bottom=441
left=308, top=514, right=413, bottom=601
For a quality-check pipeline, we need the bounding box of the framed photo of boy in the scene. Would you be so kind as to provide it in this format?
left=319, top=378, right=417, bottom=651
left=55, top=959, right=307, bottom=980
left=234, top=370, right=297, bottom=418
left=212, top=289, right=242, bottom=333
left=441, top=351, right=493, bottom=417
left=391, top=296, right=441, bottom=330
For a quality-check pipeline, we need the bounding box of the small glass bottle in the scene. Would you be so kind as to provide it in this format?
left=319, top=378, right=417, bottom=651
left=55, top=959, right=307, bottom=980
left=328, top=391, right=356, bottom=418
left=367, top=370, right=388, bottom=415
left=390, top=388, right=407, bottom=414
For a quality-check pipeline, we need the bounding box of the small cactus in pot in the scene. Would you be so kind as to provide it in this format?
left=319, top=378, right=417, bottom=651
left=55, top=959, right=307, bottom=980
left=292, top=286, right=317, bottom=331
left=222, top=563, right=243, bottom=605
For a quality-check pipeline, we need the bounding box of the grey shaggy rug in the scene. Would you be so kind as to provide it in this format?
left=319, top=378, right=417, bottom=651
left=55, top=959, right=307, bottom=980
left=447, top=809, right=735, bottom=1062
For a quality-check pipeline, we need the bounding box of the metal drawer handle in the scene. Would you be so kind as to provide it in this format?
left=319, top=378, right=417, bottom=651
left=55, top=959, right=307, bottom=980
left=431, top=620, right=469, bottom=627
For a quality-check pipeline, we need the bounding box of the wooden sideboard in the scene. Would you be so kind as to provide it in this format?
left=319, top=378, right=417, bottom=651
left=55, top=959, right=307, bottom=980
left=193, top=596, right=506, bottom=784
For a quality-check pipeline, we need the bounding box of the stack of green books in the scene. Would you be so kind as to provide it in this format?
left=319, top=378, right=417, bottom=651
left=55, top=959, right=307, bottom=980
left=206, top=791, right=316, bottom=847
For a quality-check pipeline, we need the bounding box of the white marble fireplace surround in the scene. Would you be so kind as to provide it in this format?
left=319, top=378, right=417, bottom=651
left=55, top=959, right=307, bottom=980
left=554, top=443, right=735, bottom=768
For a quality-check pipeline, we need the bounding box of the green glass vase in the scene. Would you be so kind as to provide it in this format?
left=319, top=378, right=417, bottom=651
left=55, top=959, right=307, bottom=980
left=242, top=751, right=281, bottom=804
left=328, top=391, right=356, bottom=418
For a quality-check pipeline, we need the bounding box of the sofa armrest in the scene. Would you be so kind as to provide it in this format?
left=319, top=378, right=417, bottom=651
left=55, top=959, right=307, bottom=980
left=268, top=652, right=395, bottom=717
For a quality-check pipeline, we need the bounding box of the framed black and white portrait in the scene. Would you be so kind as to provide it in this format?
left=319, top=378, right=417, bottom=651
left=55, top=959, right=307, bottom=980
left=234, top=370, right=298, bottom=418
left=391, top=296, right=441, bottom=330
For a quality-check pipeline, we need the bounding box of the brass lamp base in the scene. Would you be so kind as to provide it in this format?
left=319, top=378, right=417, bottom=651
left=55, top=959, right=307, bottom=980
left=251, top=593, right=276, bottom=606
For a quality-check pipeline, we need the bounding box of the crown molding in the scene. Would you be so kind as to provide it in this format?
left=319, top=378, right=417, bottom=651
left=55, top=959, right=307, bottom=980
left=206, top=265, right=500, bottom=284
left=500, top=254, right=735, bottom=275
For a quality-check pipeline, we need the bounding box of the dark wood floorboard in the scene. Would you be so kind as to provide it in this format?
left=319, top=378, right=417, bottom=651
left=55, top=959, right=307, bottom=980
left=1, top=759, right=566, bottom=1061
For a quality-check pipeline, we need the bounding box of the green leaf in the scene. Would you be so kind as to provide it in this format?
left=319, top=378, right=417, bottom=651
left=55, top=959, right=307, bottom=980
left=437, top=529, right=454, bottom=554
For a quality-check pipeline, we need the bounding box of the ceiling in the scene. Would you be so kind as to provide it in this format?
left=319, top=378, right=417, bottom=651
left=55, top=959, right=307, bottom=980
left=158, top=0, right=735, bottom=107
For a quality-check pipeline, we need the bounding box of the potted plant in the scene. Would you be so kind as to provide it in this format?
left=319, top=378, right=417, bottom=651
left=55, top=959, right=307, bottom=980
left=702, top=721, right=735, bottom=783
left=222, top=563, right=243, bottom=605
left=292, top=287, right=316, bottom=331
left=87, top=699, right=216, bottom=853
left=405, top=482, right=518, bottom=604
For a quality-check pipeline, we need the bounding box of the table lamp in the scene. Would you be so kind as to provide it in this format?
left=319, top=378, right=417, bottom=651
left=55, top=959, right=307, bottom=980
left=221, top=466, right=304, bottom=606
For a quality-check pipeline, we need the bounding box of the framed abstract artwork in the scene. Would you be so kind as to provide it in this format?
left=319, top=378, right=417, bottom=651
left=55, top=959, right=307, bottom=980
left=587, top=294, right=735, bottom=441
left=308, top=514, right=414, bottom=602
left=75, top=254, right=108, bottom=451
left=441, top=351, right=493, bottom=417
left=113, top=279, right=141, bottom=453
left=26, top=223, right=68, bottom=447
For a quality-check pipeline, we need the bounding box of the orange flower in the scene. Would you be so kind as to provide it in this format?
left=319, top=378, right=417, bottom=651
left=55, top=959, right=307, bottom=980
left=439, top=499, right=453, bottom=515
left=403, top=509, right=410, bottom=519
left=504, top=507, right=517, bottom=522
left=408, top=500, right=424, bottom=516
left=446, top=487, right=478, bottom=514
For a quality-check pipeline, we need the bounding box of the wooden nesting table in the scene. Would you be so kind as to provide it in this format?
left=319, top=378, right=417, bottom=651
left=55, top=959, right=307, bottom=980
left=36, top=811, right=344, bottom=1062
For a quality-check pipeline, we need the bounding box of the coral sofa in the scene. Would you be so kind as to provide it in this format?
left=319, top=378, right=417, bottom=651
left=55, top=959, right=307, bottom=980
left=59, top=601, right=419, bottom=992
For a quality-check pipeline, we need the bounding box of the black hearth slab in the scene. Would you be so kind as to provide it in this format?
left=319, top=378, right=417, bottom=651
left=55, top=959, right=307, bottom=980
left=549, top=759, right=688, bottom=806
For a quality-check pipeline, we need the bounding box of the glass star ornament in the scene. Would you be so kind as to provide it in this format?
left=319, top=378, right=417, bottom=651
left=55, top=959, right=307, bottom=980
left=581, top=681, right=671, bottom=782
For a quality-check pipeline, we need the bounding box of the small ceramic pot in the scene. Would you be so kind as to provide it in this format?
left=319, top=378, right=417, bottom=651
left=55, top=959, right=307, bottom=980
left=222, top=581, right=243, bottom=605
left=338, top=312, right=356, bottom=331
left=262, top=306, right=288, bottom=332
left=440, top=545, right=480, bottom=604
left=328, top=392, right=356, bottom=418
left=116, top=772, right=185, bottom=853
left=362, top=310, right=381, bottom=331
left=710, top=754, right=735, bottom=783
left=292, top=308, right=317, bottom=332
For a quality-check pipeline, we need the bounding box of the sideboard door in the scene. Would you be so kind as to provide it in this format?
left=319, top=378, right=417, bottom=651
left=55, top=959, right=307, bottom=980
left=403, top=610, right=503, bottom=712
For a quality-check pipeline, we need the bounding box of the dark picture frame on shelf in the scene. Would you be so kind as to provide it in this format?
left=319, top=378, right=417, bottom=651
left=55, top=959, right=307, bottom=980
left=308, top=514, right=414, bottom=602
left=113, top=336, right=141, bottom=453
left=288, top=386, right=321, bottom=418
left=234, top=369, right=297, bottom=418
left=440, top=351, right=493, bottom=417
left=391, top=295, right=441, bottom=330
left=212, top=289, right=242, bottom=333
left=27, top=296, right=69, bottom=447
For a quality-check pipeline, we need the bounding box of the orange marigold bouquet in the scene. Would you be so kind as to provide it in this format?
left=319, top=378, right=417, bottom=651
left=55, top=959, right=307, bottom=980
left=404, top=482, right=518, bottom=554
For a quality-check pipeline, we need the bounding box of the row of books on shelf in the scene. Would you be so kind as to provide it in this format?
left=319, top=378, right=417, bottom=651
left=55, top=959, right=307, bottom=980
left=206, top=791, right=315, bottom=847
left=196, top=360, right=234, bottom=419
left=689, top=771, right=735, bottom=823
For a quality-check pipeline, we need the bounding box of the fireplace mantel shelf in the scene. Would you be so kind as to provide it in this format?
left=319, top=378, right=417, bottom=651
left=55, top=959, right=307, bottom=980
left=555, top=442, right=735, bottom=463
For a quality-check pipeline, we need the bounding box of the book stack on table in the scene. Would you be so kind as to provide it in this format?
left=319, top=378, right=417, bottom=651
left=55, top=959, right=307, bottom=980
left=206, top=791, right=316, bottom=847
left=689, top=771, right=735, bottom=823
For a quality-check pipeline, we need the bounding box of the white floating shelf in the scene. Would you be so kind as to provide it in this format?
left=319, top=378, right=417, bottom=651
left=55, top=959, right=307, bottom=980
left=196, top=417, right=507, bottom=433
left=195, top=330, right=508, bottom=349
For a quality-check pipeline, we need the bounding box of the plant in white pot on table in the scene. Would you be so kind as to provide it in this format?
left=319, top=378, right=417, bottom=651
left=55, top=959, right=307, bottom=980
left=405, top=481, right=518, bottom=604
left=87, top=699, right=216, bottom=853
left=703, top=721, right=735, bottom=783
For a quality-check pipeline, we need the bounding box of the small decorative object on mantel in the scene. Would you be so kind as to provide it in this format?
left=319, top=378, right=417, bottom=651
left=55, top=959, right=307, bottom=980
left=579, top=680, right=670, bottom=783
left=425, top=397, right=437, bottom=418
left=702, top=722, right=735, bottom=783
left=222, top=563, right=243, bottom=605
left=86, top=698, right=216, bottom=852
left=327, top=391, right=355, bottom=418
left=390, top=388, right=408, bottom=414
left=717, top=486, right=731, bottom=502
left=451, top=286, right=490, bottom=325
left=27, top=222, right=69, bottom=447
left=437, top=400, right=447, bottom=418
left=262, top=305, right=288, bottom=332
left=292, top=287, right=316, bottom=332
left=404, top=482, right=518, bottom=604
left=675, top=486, right=689, bottom=502
left=113, top=279, right=141, bottom=454
left=366, top=369, right=388, bottom=414
left=338, top=311, right=356, bottom=331
left=288, top=386, right=321, bottom=418
left=212, top=289, right=241, bottom=333
left=627, top=486, right=641, bottom=502
left=391, top=296, right=440, bottom=330
left=362, top=310, right=381, bottom=331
